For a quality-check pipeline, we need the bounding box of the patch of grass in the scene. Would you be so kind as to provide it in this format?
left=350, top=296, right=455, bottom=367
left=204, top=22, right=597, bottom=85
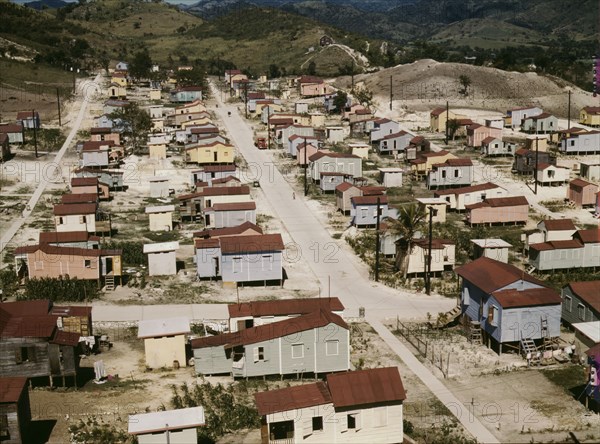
left=541, top=365, right=587, bottom=398
left=540, top=199, right=569, bottom=212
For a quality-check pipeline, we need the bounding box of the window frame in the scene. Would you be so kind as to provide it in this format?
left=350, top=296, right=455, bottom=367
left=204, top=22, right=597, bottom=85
left=325, top=340, right=339, bottom=356
left=291, top=343, right=304, bottom=359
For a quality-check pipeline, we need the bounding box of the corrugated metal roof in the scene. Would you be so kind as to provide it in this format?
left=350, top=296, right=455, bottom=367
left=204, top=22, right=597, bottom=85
left=220, top=233, right=284, bottom=254
left=570, top=178, right=596, bottom=189
left=143, top=242, right=179, bottom=254
left=193, top=222, right=262, bottom=239
left=61, top=193, right=98, bottom=204
left=455, top=257, right=545, bottom=294
left=128, top=407, right=205, bottom=435
left=53, top=203, right=97, bottom=215
left=541, top=219, right=576, bottom=231
left=0, top=377, right=27, bottom=404
left=137, top=317, right=191, bottom=339
left=572, top=321, right=600, bottom=342
left=351, top=195, right=388, bottom=205
left=326, top=367, right=406, bottom=408
left=254, top=382, right=332, bottom=416
left=50, top=329, right=81, bottom=346
left=492, top=287, right=561, bottom=308
left=39, top=231, right=90, bottom=244
left=209, top=202, right=256, bottom=212
left=528, top=240, right=583, bottom=251
left=575, top=229, right=600, bottom=244
left=228, top=297, right=344, bottom=318
left=568, top=281, right=600, bottom=313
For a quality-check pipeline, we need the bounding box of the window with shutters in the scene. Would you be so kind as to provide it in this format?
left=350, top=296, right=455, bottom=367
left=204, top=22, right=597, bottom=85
left=462, top=287, right=470, bottom=305
left=564, top=295, right=572, bottom=312
left=347, top=412, right=361, bottom=430
left=253, top=346, right=265, bottom=362
left=291, top=344, right=304, bottom=359
left=85, top=260, right=92, bottom=268
left=578, top=304, right=586, bottom=320
left=80, top=215, right=87, bottom=224
left=312, top=416, right=323, bottom=432
left=488, top=305, right=498, bottom=326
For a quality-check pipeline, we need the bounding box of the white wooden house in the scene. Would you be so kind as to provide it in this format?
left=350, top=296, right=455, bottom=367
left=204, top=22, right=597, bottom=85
left=144, top=241, right=178, bottom=276
left=128, top=407, right=205, bottom=444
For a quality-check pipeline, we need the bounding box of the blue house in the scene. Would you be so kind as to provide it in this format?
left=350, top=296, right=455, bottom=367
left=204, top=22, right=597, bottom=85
left=170, top=86, right=203, bottom=103
left=456, top=257, right=562, bottom=355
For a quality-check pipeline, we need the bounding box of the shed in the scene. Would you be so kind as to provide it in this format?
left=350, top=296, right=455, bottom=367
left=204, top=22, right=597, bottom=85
left=143, top=242, right=179, bottom=276
left=148, top=177, right=171, bottom=198
left=138, top=317, right=190, bottom=369
left=568, top=179, right=598, bottom=207
left=145, top=205, right=175, bottom=232
left=378, top=168, right=403, bottom=187
left=0, top=377, right=31, bottom=443
left=471, top=239, right=511, bottom=263
left=416, top=198, right=449, bottom=223
left=561, top=281, right=600, bottom=326
left=128, top=407, right=205, bottom=444
left=573, top=322, right=600, bottom=353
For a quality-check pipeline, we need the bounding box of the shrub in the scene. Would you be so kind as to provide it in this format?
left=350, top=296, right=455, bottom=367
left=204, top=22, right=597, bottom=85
left=21, top=276, right=99, bottom=302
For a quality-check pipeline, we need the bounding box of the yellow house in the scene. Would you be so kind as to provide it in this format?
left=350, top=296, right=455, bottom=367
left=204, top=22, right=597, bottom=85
left=181, top=117, right=212, bottom=129
left=149, top=89, right=161, bottom=101
left=310, top=113, right=325, bottom=127
left=148, top=142, right=167, bottom=160
left=138, top=317, right=190, bottom=369
left=176, top=99, right=206, bottom=115
left=111, top=72, right=128, bottom=88
left=185, top=142, right=234, bottom=164
left=580, top=106, right=600, bottom=126
left=146, top=205, right=174, bottom=231
left=430, top=107, right=457, bottom=133
left=256, top=102, right=284, bottom=116
left=176, top=111, right=211, bottom=127
left=107, top=83, right=127, bottom=99
left=410, top=150, right=456, bottom=176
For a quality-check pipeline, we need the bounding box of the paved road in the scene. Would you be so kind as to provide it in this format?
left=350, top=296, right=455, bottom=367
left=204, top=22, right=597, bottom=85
left=0, top=75, right=101, bottom=254
left=211, top=83, right=455, bottom=320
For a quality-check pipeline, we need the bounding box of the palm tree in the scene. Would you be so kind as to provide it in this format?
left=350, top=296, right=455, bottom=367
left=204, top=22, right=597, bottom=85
left=383, top=203, right=426, bottom=278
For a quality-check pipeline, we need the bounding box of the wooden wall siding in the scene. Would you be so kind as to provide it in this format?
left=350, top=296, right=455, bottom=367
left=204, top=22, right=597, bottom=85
left=0, top=339, right=77, bottom=379
left=25, top=250, right=100, bottom=280
left=467, top=205, right=528, bottom=225
left=561, top=287, right=600, bottom=325
left=220, top=251, right=283, bottom=283
left=193, top=346, right=232, bottom=376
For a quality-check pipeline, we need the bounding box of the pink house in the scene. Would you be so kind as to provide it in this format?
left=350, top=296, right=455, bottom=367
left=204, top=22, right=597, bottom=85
left=299, top=75, right=334, bottom=97
left=465, top=196, right=529, bottom=226
left=90, top=127, right=121, bottom=145
left=467, top=123, right=502, bottom=147
left=297, top=143, right=321, bottom=166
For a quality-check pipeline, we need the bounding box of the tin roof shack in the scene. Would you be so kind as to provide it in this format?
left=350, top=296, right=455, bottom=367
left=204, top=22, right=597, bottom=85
left=289, top=134, right=320, bottom=157
left=193, top=309, right=350, bottom=378
left=203, top=202, right=256, bottom=229
left=254, top=367, right=406, bottom=444
left=506, top=106, right=543, bottom=129
left=144, top=242, right=179, bottom=276
left=434, top=182, right=509, bottom=211
left=193, top=222, right=263, bottom=242
left=81, top=141, right=114, bottom=169
left=74, top=168, right=124, bottom=191
left=430, top=107, right=457, bottom=133
left=562, top=281, right=600, bottom=328
left=145, top=205, right=175, bottom=232
left=138, top=317, right=190, bottom=369
left=573, top=322, right=600, bottom=357
left=148, top=177, right=171, bottom=198
left=457, top=257, right=562, bottom=354
left=370, top=118, right=401, bottom=143
left=195, top=233, right=285, bottom=286
left=16, top=111, right=40, bottom=129
left=465, top=196, right=529, bottom=226
left=320, top=172, right=351, bottom=193
left=378, top=168, right=403, bottom=187
left=378, top=131, right=412, bottom=156
left=13, top=244, right=122, bottom=287
left=403, top=238, right=455, bottom=276
left=351, top=196, right=395, bottom=228
left=466, top=122, right=502, bottom=147
left=53, top=203, right=111, bottom=234
left=528, top=229, right=600, bottom=272
left=535, top=163, right=570, bottom=186
left=521, top=113, right=558, bottom=134
left=560, top=131, right=600, bottom=155
left=228, top=297, right=345, bottom=332
left=0, top=123, right=24, bottom=144
left=481, top=137, right=516, bottom=157
left=526, top=218, right=578, bottom=247
left=471, top=239, right=512, bottom=263
left=128, top=407, right=205, bottom=444
left=38, top=230, right=99, bottom=249
left=336, top=182, right=361, bottom=215
left=0, top=377, right=31, bottom=443
left=190, top=164, right=238, bottom=185
left=0, top=300, right=84, bottom=385
left=296, top=142, right=321, bottom=166
left=427, top=158, right=473, bottom=190
left=185, top=141, right=234, bottom=165
left=170, top=86, right=203, bottom=103
left=309, top=152, right=362, bottom=182
left=579, top=160, right=600, bottom=182
left=568, top=179, right=599, bottom=207
left=416, top=198, right=448, bottom=223
left=512, top=148, right=556, bottom=175
left=409, top=150, right=455, bottom=177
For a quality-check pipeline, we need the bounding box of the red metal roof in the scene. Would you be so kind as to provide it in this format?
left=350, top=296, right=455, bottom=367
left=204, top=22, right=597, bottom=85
left=82, top=141, right=115, bottom=151
left=465, top=196, right=528, bottom=210
left=190, top=332, right=237, bottom=349
left=0, top=123, right=23, bottom=133
left=196, top=185, right=249, bottom=197
left=53, top=203, right=97, bottom=216
left=567, top=281, right=600, bottom=313
left=0, top=377, right=27, bottom=404
left=351, top=195, right=388, bottom=205
left=202, top=164, right=236, bottom=172
left=220, top=233, right=284, bottom=254
left=335, top=182, right=356, bottom=192
left=541, top=219, right=576, bottom=231
left=412, top=238, right=454, bottom=250
left=575, top=229, right=600, bottom=244
left=193, top=222, right=262, bottom=239
left=481, top=136, right=500, bottom=144
left=434, top=182, right=500, bottom=196
left=223, top=309, right=348, bottom=348
left=254, top=382, right=332, bottom=416
left=309, top=151, right=359, bottom=161
left=61, top=193, right=98, bottom=204
left=228, top=297, right=344, bottom=318
left=433, top=158, right=473, bottom=168
left=13, top=244, right=121, bottom=257
left=583, top=106, right=600, bottom=115
left=16, top=111, right=39, bottom=120
left=359, top=186, right=387, bottom=196
left=71, top=177, right=99, bottom=187
left=528, top=240, right=583, bottom=251
left=50, top=329, right=81, bottom=346
left=39, top=231, right=90, bottom=244
left=208, top=202, right=256, bottom=212
left=455, top=257, right=545, bottom=294
left=382, top=131, right=409, bottom=140
left=570, top=178, right=597, bottom=189
left=430, top=107, right=446, bottom=117
left=492, top=287, right=561, bottom=308
left=326, top=367, right=406, bottom=408
left=194, top=238, right=221, bottom=249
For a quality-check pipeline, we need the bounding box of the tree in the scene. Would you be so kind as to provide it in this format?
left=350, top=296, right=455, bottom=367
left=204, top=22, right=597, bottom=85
left=447, top=119, right=460, bottom=140
left=268, top=64, right=281, bottom=79
left=129, top=49, right=152, bottom=81
left=458, top=74, right=471, bottom=96
left=109, top=103, right=152, bottom=155
left=307, top=60, right=317, bottom=75
left=353, top=86, right=374, bottom=107
left=384, top=203, right=426, bottom=278
left=175, top=66, right=206, bottom=88
left=332, top=90, right=348, bottom=114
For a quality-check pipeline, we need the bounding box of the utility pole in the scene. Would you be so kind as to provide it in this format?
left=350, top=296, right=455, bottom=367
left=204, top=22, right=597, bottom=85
left=351, top=60, right=355, bottom=91
left=243, top=81, right=249, bottom=119
left=389, top=75, right=393, bottom=111
left=425, top=206, right=435, bottom=296
left=445, top=100, right=449, bottom=145
left=267, top=106, right=271, bottom=150
left=567, top=89, right=572, bottom=129
left=304, top=137, right=308, bottom=196
left=374, top=197, right=381, bottom=282
left=534, top=137, right=539, bottom=195
left=32, top=109, right=38, bottom=158
left=56, top=88, right=62, bottom=127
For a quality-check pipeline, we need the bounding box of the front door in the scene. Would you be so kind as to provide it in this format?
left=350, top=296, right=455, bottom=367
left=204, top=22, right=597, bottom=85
left=212, top=257, right=219, bottom=276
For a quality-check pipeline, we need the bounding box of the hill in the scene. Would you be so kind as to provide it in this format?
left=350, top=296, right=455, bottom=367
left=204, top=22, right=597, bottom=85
left=23, top=0, right=69, bottom=10
left=335, top=59, right=595, bottom=117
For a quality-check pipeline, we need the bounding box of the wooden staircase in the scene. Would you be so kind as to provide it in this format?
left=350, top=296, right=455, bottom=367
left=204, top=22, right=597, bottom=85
left=468, top=321, right=482, bottom=344
left=520, top=338, right=540, bottom=365
left=104, top=274, right=115, bottom=291
left=526, top=265, right=536, bottom=274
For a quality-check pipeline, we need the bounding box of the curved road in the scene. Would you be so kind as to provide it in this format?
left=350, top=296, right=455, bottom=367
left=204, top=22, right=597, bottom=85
left=211, top=82, right=499, bottom=444
left=0, top=75, right=101, bottom=254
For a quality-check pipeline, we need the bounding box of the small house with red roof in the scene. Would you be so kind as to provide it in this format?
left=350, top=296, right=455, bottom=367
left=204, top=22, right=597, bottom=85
left=457, top=257, right=562, bottom=353
left=430, top=107, right=457, bottom=133
left=526, top=218, right=578, bottom=248
left=512, top=148, right=556, bottom=175
left=535, top=163, right=570, bottom=186
left=560, top=131, right=600, bottom=155
left=405, top=238, right=455, bottom=276
left=521, top=112, right=558, bottom=134
left=568, top=178, right=598, bottom=207
left=579, top=106, right=600, bottom=127
left=195, top=233, right=285, bottom=286
left=203, top=201, right=256, bottom=229
left=0, top=376, right=31, bottom=442
left=370, top=118, right=401, bottom=143
left=254, top=367, right=406, bottom=443
left=16, top=111, right=40, bottom=129
left=505, top=106, right=543, bottom=129
left=309, top=151, right=362, bottom=182
left=0, top=123, right=24, bottom=144
left=434, top=182, right=508, bottom=211
left=378, top=130, right=412, bottom=155
left=481, top=137, right=517, bottom=156
left=192, top=309, right=349, bottom=378
left=335, top=182, right=362, bottom=214
left=528, top=229, right=600, bottom=272
left=426, top=157, right=473, bottom=189
left=351, top=195, right=396, bottom=228
left=466, top=122, right=502, bottom=147
left=465, top=196, right=529, bottom=226
left=561, top=281, right=600, bottom=326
